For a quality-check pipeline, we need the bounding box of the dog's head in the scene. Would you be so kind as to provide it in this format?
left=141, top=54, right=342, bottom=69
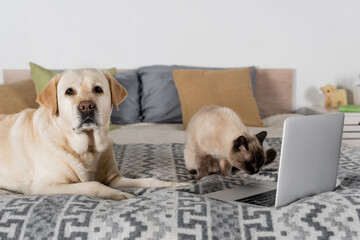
left=36, top=69, right=127, bottom=133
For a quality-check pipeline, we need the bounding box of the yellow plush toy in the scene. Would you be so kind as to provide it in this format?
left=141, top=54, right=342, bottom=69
left=320, top=84, right=347, bottom=108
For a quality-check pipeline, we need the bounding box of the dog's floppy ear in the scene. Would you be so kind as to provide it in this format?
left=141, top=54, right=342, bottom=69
left=103, top=70, right=128, bottom=110
left=36, top=73, right=62, bottom=115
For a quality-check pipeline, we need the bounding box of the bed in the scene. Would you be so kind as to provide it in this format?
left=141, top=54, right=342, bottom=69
left=1, top=66, right=360, bottom=239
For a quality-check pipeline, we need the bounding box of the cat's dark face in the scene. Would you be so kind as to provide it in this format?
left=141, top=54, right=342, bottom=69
left=228, top=131, right=275, bottom=174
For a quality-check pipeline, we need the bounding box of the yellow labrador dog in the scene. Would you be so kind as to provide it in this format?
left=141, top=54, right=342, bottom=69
left=0, top=69, right=186, bottom=200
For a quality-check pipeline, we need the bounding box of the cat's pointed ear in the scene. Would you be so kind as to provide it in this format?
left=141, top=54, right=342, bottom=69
left=264, top=148, right=277, bottom=165
left=256, top=131, right=267, bottom=144
left=234, top=136, right=248, bottom=151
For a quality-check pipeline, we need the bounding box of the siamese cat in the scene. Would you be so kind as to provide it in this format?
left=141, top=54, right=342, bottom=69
left=184, top=105, right=277, bottom=180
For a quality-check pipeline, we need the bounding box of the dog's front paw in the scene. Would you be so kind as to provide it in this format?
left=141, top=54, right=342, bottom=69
left=111, top=191, right=136, bottom=201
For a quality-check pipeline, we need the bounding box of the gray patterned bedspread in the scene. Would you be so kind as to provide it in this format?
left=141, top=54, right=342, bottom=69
left=0, top=138, right=360, bottom=239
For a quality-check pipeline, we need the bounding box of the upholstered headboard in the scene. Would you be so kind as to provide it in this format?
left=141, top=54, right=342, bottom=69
left=2, top=68, right=294, bottom=116
left=254, top=69, right=294, bottom=116
left=3, top=70, right=33, bottom=84
left=2, top=69, right=129, bottom=84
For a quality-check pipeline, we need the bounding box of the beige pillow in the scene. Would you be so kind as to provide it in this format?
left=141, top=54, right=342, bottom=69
left=0, top=80, right=38, bottom=114
left=173, top=68, right=263, bottom=128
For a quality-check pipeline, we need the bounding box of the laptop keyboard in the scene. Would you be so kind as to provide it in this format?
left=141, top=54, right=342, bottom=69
left=235, top=189, right=277, bottom=207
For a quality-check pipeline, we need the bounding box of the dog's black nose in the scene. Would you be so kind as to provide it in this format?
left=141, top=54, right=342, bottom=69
left=79, top=100, right=96, bottom=114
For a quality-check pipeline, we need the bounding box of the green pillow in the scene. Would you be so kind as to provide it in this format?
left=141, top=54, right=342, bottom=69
left=338, top=104, right=360, bottom=113
left=29, top=62, right=119, bottom=130
left=29, top=62, right=117, bottom=94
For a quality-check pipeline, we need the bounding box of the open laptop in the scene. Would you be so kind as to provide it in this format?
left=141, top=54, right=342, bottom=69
left=203, top=113, right=344, bottom=207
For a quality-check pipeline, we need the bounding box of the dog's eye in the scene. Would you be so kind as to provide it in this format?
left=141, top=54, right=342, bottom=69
left=65, top=88, right=75, bottom=96
left=94, top=86, right=103, bottom=94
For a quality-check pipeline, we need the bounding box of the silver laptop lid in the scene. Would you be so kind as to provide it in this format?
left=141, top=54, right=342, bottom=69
left=275, top=113, right=344, bottom=207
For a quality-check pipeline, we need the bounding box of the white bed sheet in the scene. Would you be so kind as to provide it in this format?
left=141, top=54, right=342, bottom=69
left=109, top=113, right=302, bottom=144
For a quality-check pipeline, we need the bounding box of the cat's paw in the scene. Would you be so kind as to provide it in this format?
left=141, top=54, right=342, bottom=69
left=265, top=148, right=277, bottom=164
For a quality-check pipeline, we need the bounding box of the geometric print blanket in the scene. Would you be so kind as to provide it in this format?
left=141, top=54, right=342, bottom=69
left=0, top=138, right=360, bottom=239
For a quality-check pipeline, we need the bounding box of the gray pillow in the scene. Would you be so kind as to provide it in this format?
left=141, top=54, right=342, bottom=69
left=111, top=70, right=142, bottom=124
left=137, top=65, right=256, bottom=123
